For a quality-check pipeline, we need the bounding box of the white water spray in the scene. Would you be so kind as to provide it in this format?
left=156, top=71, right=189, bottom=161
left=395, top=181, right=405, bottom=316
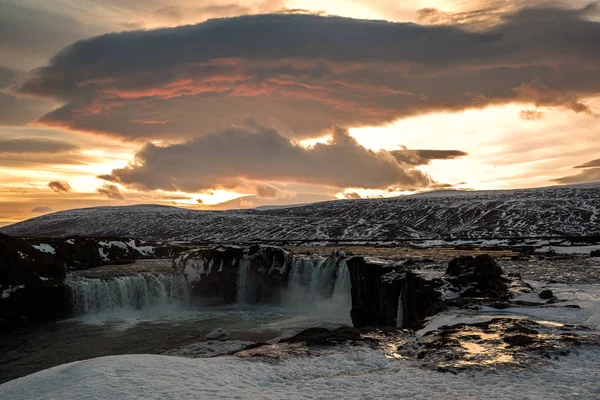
left=236, top=259, right=250, bottom=304
left=68, top=273, right=190, bottom=316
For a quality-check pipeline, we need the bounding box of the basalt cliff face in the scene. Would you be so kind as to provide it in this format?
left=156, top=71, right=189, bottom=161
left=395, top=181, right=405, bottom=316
left=0, top=234, right=184, bottom=324
left=174, top=245, right=528, bottom=330
left=3, top=237, right=533, bottom=330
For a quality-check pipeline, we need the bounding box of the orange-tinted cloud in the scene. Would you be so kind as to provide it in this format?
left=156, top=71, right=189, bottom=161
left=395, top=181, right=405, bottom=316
left=102, top=126, right=436, bottom=192
left=13, top=6, right=600, bottom=141
left=48, top=181, right=72, bottom=193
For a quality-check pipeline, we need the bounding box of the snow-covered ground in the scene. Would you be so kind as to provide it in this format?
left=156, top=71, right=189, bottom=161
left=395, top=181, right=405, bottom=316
left=1, top=345, right=599, bottom=399
left=2, top=185, right=599, bottom=242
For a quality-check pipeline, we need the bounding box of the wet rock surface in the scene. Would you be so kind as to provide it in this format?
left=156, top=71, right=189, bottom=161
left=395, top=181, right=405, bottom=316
left=380, top=318, right=600, bottom=373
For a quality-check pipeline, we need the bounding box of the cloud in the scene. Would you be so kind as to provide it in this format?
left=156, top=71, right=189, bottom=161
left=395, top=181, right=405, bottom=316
left=343, top=192, right=361, bottom=199
left=575, top=158, right=600, bottom=168
left=553, top=157, right=600, bottom=184
left=0, top=138, right=78, bottom=153
left=553, top=168, right=600, bottom=185
left=101, top=126, right=433, bottom=192
left=389, top=149, right=468, bottom=165
left=253, top=182, right=295, bottom=199
left=0, top=2, right=92, bottom=70
left=48, top=180, right=72, bottom=193
left=196, top=198, right=203, bottom=204
left=513, top=79, right=593, bottom=115
left=0, top=67, right=57, bottom=125
left=96, top=183, right=125, bottom=200
left=13, top=5, right=600, bottom=141
left=31, top=206, right=52, bottom=213
left=519, top=109, right=544, bottom=121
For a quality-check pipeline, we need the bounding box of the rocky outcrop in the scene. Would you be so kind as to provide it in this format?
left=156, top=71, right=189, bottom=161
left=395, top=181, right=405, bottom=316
left=0, top=233, right=70, bottom=324
left=282, top=326, right=363, bottom=346
left=443, top=255, right=509, bottom=300
left=346, top=257, right=444, bottom=329
left=591, top=250, right=600, bottom=257
left=173, top=246, right=244, bottom=302
left=347, top=254, right=527, bottom=330
left=244, top=245, right=293, bottom=303
left=173, top=245, right=293, bottom=303
left=24, top=237, right=184, bottom=270
left=388, top=318, right=600, bottom=373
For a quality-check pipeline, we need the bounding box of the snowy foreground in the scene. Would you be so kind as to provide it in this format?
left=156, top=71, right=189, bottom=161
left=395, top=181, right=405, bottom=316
left=1, top=346, right=599, bottom=400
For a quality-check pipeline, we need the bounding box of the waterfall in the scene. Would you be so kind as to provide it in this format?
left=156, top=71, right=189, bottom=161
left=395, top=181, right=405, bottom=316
left=284, top=257, right=351, bottom=314
left=332, top=260, right=351, bottom=303
left=68, top=273, right=190, bottom=316
left=396, top=289, right=404, bottom=328
left=236, top=258, right=250, bottom=304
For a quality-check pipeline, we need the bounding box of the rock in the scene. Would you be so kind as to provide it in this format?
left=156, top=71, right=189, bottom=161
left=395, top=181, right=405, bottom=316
left=591, top=250, right=600, bottom=257
left=163, top=340, right=252, bottom=358
left=206, top=328, right=229, bottom=341
left=346, top=257, right=444, bottom=329
left=489, top=302, right=511, bottom=309
left=23, top=237, right=181, bottom=270
left=395, top=318, right=600, bottom=372
left=174, top=246, right=244, bottom=302
left=283, top=326, right=362, bottom=346
left=174, top=245, right=292, bottom=304
left=245, top=245, right=293, bottom=303
left=444, top=255, right=509, bottom=300
left=539, top=290, right=554, bottom=300
left=0, top=233, right=69, bottom=324
left=503, top=334, right=537, bottom=347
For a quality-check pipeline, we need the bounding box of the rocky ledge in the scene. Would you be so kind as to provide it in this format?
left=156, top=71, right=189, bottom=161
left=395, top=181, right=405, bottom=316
left=175, top=245, right=546, bottom=331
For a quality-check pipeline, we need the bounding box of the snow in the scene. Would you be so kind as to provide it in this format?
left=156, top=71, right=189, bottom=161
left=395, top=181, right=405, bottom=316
left=3, top=186, right=598, bottom=242
left=99, top=240, right=128, bottom=250
left=127, top=239, right=155, bottom=256
left=2, top=346, right=600, bottom=399
left=31, top=244, right=55, bottom=254
left=1, top=284, right=25, bottom=299
left=98, top=247, right=109, bottom=261
left=535, top=245, right=600, bottom=255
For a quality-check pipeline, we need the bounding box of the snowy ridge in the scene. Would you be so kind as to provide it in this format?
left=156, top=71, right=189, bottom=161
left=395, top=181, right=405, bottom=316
left=1, top=186, right=599, bottom=242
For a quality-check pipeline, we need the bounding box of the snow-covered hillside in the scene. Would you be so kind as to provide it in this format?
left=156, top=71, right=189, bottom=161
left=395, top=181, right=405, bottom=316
left=1, top=186, right=599, bottom=242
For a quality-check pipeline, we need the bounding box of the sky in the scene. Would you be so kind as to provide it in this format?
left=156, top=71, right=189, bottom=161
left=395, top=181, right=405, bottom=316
left=0, top=0, right=599, bottom=226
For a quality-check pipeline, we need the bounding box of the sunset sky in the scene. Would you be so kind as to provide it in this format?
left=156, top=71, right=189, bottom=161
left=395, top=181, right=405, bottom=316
left=1, top=0, right=599, bottom=226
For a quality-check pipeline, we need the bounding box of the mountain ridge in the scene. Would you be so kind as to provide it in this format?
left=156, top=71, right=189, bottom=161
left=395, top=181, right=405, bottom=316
left=2, top=185, right=599, bottom=242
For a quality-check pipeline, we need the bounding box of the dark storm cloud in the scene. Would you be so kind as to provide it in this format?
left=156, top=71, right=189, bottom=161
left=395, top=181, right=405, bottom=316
left=14, top=4, right=600, bottom=140
left=389, top=149, right=468, bottom=165
left=48, top=181, right=72, bottom=193
left=102, top=126, right=432, bottom=192
left=0, top=66, right=56, bottom=125
left=0, top=1, right=90, bottom=69
left=0, top=138, right=78, bottom=153
left=96, top=183, right=125, bottom=200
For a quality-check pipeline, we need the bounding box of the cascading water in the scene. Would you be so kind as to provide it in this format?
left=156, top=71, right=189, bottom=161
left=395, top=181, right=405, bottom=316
left=283, top=257, right=352, bottom=321
left=236, top=259, right=250, bottom=304
left=68, top=273, right=190, bottom=316
left=331, top=260, right=351, bottom=303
